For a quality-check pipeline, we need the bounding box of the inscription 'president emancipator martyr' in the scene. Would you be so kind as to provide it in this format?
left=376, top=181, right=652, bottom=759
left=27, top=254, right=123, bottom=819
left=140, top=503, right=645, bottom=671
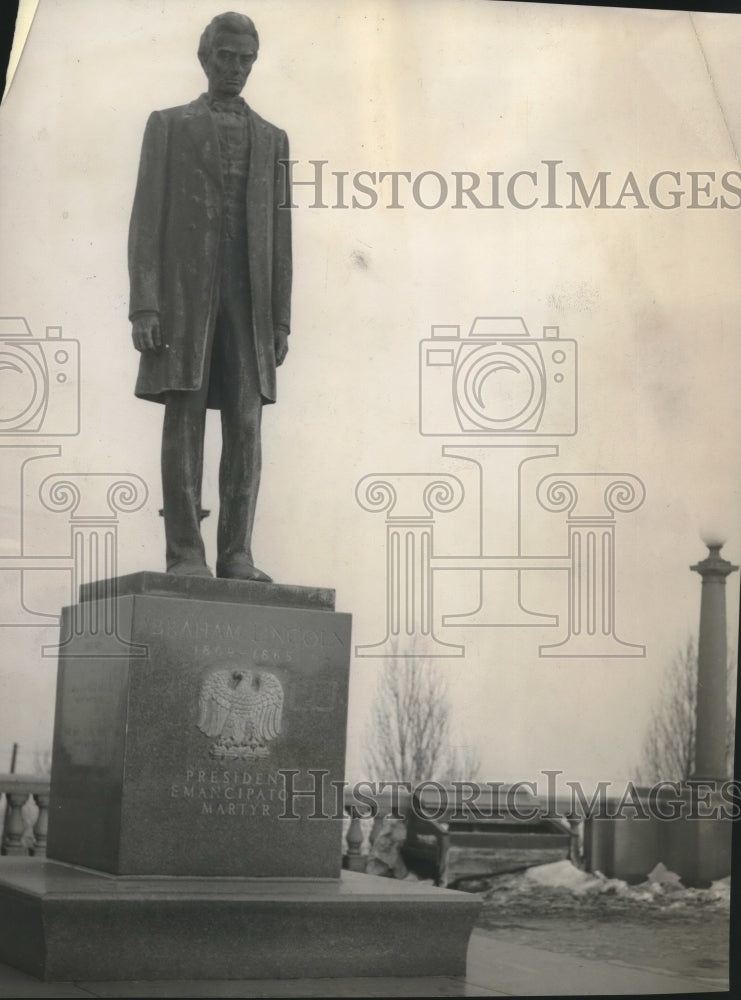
left=170, top=766, right=285, bottom=817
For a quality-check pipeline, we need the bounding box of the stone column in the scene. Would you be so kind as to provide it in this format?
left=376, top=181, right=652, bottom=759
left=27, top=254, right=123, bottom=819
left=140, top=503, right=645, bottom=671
left=690, top=542, right=738, bottom=781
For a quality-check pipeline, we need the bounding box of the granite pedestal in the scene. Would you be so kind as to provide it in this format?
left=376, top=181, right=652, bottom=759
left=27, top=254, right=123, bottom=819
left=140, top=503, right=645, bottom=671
left=47, top=573, right=350, bottom=878
left=0, top=573, right=481, bottom=981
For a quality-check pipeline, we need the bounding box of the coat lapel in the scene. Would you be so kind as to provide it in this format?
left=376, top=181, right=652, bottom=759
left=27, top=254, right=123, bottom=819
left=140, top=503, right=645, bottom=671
left=245, top=108, right=274, bottom=392
left=246, top=108, right=272, bottom=254
left=182, top=96, right=223, bottom=187
left=246, top=108, right=271, bottom=183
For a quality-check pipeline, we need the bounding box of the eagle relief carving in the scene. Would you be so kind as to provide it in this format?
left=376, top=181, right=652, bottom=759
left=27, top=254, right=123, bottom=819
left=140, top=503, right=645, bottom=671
left=196, top=667, right=284, bottom=760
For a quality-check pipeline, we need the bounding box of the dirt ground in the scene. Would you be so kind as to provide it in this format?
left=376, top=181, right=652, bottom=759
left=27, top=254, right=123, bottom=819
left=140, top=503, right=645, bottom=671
left=474, top=865, right=731, bottom=987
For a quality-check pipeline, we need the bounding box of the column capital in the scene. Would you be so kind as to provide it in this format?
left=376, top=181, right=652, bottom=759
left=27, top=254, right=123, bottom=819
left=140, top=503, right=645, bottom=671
left=355, top=473, right=464, bottom=521
left=39, top=473, right=148, bottom=520
left=690, top=544, right=739, bottom=580
left=537, top=473, right=645, bottom=520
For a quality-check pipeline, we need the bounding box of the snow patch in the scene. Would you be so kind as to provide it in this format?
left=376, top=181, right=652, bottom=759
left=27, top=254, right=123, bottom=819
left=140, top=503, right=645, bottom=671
left=525, top=860, right=600, bottom=894
left=513, top=859, right=731, bottom=910
left=647, top=862, right=683, bottom=888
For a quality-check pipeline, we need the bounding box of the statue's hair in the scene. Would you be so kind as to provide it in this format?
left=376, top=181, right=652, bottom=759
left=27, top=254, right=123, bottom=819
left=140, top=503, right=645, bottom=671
left=198, top=12, right=259, bottom=64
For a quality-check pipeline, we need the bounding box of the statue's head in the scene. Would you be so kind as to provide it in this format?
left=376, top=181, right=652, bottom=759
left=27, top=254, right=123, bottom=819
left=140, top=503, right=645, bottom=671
left=198, top=12, right=259, bottom=100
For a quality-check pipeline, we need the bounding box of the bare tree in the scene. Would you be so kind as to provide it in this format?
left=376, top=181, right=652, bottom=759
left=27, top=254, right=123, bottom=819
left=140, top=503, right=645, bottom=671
left=439, top=743, right=483, bottom=783
left=636, top=635, right=736, bottom=783
left=364, top=649, right=481, bottom=784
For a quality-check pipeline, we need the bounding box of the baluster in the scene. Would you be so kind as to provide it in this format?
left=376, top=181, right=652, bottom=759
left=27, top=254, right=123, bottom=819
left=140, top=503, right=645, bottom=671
left=369, top=811, right=386, bottom=848
left=2, top=792, right=30, bottom=855
left=344, top=807, right=366, bottom=872
left=31, top=792, right=49, bottom=857
left=568, top=817, right=583, bottom=867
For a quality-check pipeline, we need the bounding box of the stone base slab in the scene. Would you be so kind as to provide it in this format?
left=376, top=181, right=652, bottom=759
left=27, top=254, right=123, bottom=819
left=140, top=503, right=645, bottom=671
left=79, top=571, right=336, bottom=612
left=0, top=860, right=481, bottom=982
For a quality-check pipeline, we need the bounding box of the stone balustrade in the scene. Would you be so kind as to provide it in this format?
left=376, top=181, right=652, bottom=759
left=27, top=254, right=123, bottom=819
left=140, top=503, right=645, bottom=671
left=0, top=775, right=50, bottom=857
left=2, top=774, right=401, bottom=865
left=343, top=786, right=584, bottom=876
left=1, top=774, right=583, bottom=871
left=342, top=786, right=413, bottom=872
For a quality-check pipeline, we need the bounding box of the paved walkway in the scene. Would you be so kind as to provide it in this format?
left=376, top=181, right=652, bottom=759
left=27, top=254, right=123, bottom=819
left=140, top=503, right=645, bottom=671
left=0, top=928, right=727, bottom=997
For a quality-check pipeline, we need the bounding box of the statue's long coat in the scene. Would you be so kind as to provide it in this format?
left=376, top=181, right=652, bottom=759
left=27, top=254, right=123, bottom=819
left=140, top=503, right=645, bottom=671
left=128, top=95, right=292, bottom=406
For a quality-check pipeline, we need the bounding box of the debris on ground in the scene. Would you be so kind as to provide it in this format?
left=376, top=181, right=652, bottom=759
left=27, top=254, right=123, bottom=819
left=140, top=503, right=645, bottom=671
left=478, top=859, right=731, bottom=919
left=646, top=861, right=683, bottom=888
left=475, top=859, right=730, bottom=985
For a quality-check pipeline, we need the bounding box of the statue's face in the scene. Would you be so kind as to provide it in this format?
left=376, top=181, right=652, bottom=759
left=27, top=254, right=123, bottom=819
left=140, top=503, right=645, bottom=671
left=203, top=31, right=258, bottom=99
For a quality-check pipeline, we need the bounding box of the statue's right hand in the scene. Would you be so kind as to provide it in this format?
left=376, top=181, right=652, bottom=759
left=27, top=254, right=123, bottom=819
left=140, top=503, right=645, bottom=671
left=132, top=314, right=162, bottom=352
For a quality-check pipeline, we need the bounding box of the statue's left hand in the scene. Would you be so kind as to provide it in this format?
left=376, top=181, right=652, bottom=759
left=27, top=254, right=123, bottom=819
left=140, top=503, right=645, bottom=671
left=274, top=327, right=289, bottom=366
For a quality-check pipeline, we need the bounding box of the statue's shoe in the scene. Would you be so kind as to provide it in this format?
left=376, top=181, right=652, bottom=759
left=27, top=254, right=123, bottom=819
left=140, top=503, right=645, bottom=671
left=216, top=557, right=273, bottom=583
left=166, top=559, right=214, bottom=578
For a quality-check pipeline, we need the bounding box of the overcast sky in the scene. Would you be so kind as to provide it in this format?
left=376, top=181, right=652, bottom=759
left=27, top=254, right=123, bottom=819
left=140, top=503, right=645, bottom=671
left=1, top=0, right=739, bottom=789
